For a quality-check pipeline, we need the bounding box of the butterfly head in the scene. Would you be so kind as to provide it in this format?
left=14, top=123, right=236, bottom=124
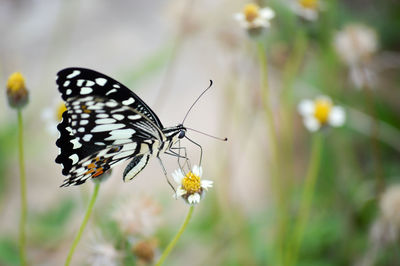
left=162, top=124, right=187, bottom=142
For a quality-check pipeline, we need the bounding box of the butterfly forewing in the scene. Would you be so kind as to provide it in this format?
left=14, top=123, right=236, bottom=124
left=55, top=68, right=172, bottom=186
left=56, top=68, right=164, bottom=128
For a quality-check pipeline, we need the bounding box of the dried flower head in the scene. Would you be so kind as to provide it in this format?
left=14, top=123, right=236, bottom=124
left=380, top=185, right=400, bottom=229
left=234, top=3, right=275, bottom=36
left=172, top=165, right=213, bottom=205
left=291, top=0, right=321, bottom=21
left=6, top=72, right=29, bottom=109
left=132, top=238, right=158, bottom=264
left=86, top=233, right=120, bottom=266
left=113, top=196, right=162, bottom=237
left=334, top=24, right=378, bottom=66
left=298, top=96, right=345, bottom=132
left=334, top=24, right=378, bottom=89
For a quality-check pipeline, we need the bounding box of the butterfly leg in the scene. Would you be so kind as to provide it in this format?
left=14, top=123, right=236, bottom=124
left=169, top=141, right=191, bottom=172
left=184, top=136, right=203, bottom=167
left=157, top=156, right=176, bottom=193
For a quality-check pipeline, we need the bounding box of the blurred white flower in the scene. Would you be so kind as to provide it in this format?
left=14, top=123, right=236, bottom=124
left=334, top=24, right=378, bottom=89
left=41, top=100, right=66, bottom=136
left=172, top=165, right=213, bottom=205
left=234, top=3, right=275, bottom=30
left=298, top=96, right=345, bottom=132
left=112, top=196, right=161, bottom=237
left=86, top=233, right=120, bottom=266
left=291, top=0, right=320, bottom=21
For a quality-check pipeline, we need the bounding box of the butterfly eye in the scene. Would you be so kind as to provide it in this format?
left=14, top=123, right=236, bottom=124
left=178, top=130, right=185, bottom=139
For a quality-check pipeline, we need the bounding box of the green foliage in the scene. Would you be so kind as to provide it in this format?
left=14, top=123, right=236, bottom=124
left=0, top=238, right=20, bottom=266
left=30, top=198, right=76, bottom=245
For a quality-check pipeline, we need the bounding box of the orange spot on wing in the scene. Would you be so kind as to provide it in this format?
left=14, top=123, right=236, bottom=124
left=93, top=168, right=104, bottom=178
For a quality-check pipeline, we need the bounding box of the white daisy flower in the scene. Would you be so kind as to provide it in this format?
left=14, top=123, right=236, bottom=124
left=291, top=0, right=321, bottom=21
left=41, top=100, right=67, bottom=136
left=234, top=3, right=275, bottom=30
left=298, top=96, right=345, bottom=132
left=172, top=165, right=213, bottom=205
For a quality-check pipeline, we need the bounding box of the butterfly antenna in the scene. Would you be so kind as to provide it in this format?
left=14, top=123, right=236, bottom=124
left=182, top=80, right=213, bottom=125
left=186, top=127, right=228, bottom=141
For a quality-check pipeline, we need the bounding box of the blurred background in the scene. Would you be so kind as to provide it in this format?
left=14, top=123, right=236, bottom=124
left=1, top=0, right=400, bottom=265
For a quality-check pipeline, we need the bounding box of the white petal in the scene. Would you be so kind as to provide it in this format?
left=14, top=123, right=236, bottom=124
left=171, top=169, right=184, bottom=184
left=233, top=13, right=245, bottom=22
left=176, top=187, right=187, bottom=198
left=303, top=117, right=321, bottom=132
left=298, top=99, right=315, bottom=117
left=188, top=193, right=201, bottom=205
left=328, top=106, right=346, bottom=127
left=201, top=180, right=213, bottom=190
left=192, top=165, right=203, bottom=177
left=315, top=95, right=332, bottom=103
left=259, top=8, right=275, bottom=20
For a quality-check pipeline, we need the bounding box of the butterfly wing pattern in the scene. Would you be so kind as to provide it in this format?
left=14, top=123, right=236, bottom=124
left=55, top=68, right=185, bottom=187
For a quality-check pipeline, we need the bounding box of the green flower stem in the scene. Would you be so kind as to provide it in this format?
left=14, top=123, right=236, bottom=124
left=65, top=183, right=100, bottom=266
left=257, top=41, right=286, bottom=263
left=156, top=206, right=194, bottom=266
left=18, top=110, right=27, bottom=266
left=364, top=85, right=384, bottom=195
left=287, top=133, right=323, bottom=266
left=280, top=29, right=308, bottom=261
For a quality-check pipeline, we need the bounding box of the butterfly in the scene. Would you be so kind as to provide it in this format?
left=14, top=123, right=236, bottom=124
left=55, top=68, right=190, bottom=187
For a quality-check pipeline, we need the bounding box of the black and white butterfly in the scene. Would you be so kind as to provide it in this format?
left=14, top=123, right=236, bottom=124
left=55, top=67, right=198, bottom=187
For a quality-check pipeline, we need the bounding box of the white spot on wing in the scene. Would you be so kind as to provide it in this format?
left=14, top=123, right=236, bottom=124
left=112, top=114, right=124, bottom=120
left=92, top=123, right=125, bottom=132
left=122, top=97, right=135, bottom=105
left=63, top=80, right=70, bottom=87
left=113, top=84, right=120, bottom=88
left=67, top=70, right=80, bottom=79
left=106, top=88, right=117, bottom=95
left=86, top=80, right=95, bottom=86
left=70, top=138, right=82, bottom=149
left=83, top=134, right=93, bottom=141
left=106, top=101, right=118, bottom=108
left=69, top=154, right=79, bottom=164
left=104, top=128, right=136, bottom=140
left=80, top=120, right=88, bottom=125
left=77, top=79, right=85, bottom=86
left=80, top=87, right=93, bottom=95
left=66, top=89, right=72, bottom=95
left=96, top=118, right=116, bottom=124
left=128, top=114, right=141, bottom=120
left=96, top=78, right=107, bottom=86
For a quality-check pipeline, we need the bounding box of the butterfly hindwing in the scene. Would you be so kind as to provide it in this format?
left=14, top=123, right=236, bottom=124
left=61, top=144, right=140, bottom=187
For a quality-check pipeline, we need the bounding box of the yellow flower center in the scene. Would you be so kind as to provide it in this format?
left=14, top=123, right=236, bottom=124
left=243, top=4, right=260, bottom=23
left=56, top=102, right=67, bottom=121
left=299, top=0, right=318, bottom=9
left=314, top=98, right=332, bottom=123
left=182, top=171, right=201, bottom=194
left=6, top=72, right=26, bottom=93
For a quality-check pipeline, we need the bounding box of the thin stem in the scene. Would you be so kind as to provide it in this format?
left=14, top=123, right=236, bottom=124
left=18, top=110, right=27, bottom=266
left=286, top=133, right=323, bottom=266
left=156, top=206, right=194, bottom=266
left=280, top=29, right=308, bottom=261
left=364, top=84, right=384, bottom=195
left=65, top=183, right=100, bottom=266
left=257, top=41, right=285, bottom=263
